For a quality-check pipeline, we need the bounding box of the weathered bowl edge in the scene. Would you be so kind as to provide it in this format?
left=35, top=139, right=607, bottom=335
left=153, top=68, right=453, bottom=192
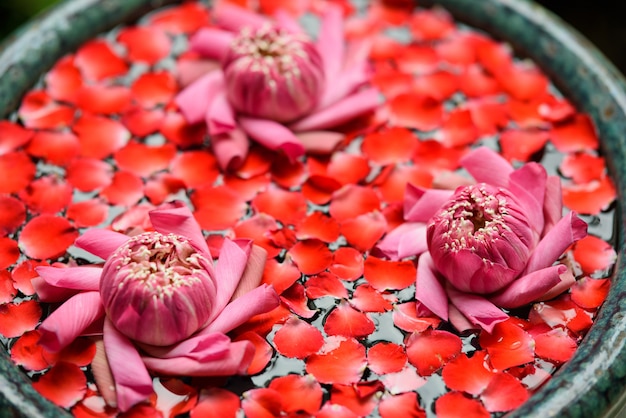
left=1, top=0, right=625, bottom=417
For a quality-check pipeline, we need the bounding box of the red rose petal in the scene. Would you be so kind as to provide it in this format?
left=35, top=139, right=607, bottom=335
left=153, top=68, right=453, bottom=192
left=190, top=388, right=240, bottom=418
left=0, top=300, right=42, bottom=337
left=409, top=8, right=455, bottom=41
left=306, top=338, right=367, bottom=385
left=559, top=152, right=606, bottom=183
left=45, top=337, right=97, bottom=368
left=0, top=237, right=19, bottom=269
left=10, top=330, right=50, bottom=371
left=0, top=151, right=36, bottom=193
left=160, top=111, right=206, bottom=148
left=350, top=284, right=394, bottom=313
left=435, top=392, right=490, bottom=418
left=480, top=372, right=529, bottom=412
left=459, top=65, right=501, bottom=98
left=26, top=131, right=80, bottom=166
left=413, top=70, right=459, bottom=101
left=329, top=382, right=383, bottom=417
left=368, top=342, right=407, bottom=375
left=392, top=302, right=441, bottom=333
left=388, top=93, right=443, bottom=131
left=131, top=71, right=178, bottom=108
left=0, top=270, right=16, bottom=304
left=326, top=152, right=371, bottom=186
left=529, top=299, right=593, bottom=335
left=379, top=392, right=426, bottom=418
left=145, top=173, right=187, bottom=205
left=261, top=258, right=300, bottom=295
left=550, top=114, right=600, bottom=152
left=533, top=327, right=578, bottom=364
left=12, top=260, right=48, bottom=296
left=479, top=318, right=535, bottom=370
left=73, top=114, right=130, bottom=159
left=115, top=141, right=177, bottom=177
left=241, top=388, right=282, bottom=418
left=234, top=214, right=282, bottom=258
left=271, top=157, right=307, bottom=189
left=280, top=282, right=316, bottom=319
left=65, top=158, right=113, bottom=192
left=324, top=301, right=376, bottom=339
left=118, top=26, right=172, bottom=64
left=274, top=316, right=324, bottom=359
left=506, top=98, right=546, bottom=128
left=233, top=331, right=273, bottom=375
left=571, top=277, right=611, bottom=309
left=223, top=174, right=270, bottom=202
left=412, top=139, right=467, bottom=171
left=170, top=150, right=220, bottom=189
left=468, top=99, right=509, bottom=135
left=562, top=175, right=616, bottom=215
left=316, top=403, right=359, bottom=418
left=436, top=33, right=478, bottom=67
left=329, top=185, right=381, bottom=222
left=74, top=39, right=129, bottom=81
left=18, top=175, right=73, bottom=215
left=500, top=129, right=549, bottom=162
left=301, top=174, right=342, bottom=205
left=287, top=239, right=333, bottom=275
left=100, top=171, right=144, bottom=206
left=572, top=234, right=617, bottom=276
left=122, top=105, right=165, bottom=137
left=75, top=84, right=132, bottom=115
left=191, top=185, right=248, bottom=230
left=67, top=199, right=110, bottom=228
left=148, top=2, right=211, bottom=34
left=305, top=271, right=349, bottom=299
left=406, top=330, right=462, bottom=376
left=362, top=127, right=417, bottom=165
left=340, top=211, right=387, bottom=252
left=397, top=45, right=439, bottom=75
left=441, top=351, right=494, bottom=395
left=0, top=120, right=33, bottom=154
left=437, top=108, right=479, bottom=148
left=364, top=256, right=416, bottom=291
left=295, top=212, right=340, bottom=243
left=154, top=378, right=198, bottom=418
left=252, top=188, right=307, bottom=226
left=268, top=374, right=323, bottom=414
left=19, top=215, right=79, bottom=260
left=18, top=90, right=75, bottom=130
left=329, top=247, right=364, bottom=281
left=45, top=56, right=83, bottom=103
left=375, top=165, right=433, bottom=203
left=33, top=362, right=87, bottom=408
left=0, top=195, right=26, bottom=236
left=498, top=62, right=549, bottom=101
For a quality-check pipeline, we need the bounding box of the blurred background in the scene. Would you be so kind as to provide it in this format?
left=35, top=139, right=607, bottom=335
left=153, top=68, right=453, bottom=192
left=0, top=0, right=625, bottom=74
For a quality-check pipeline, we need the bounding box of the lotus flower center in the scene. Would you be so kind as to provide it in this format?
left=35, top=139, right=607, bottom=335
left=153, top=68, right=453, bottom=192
left=433, top=184, right=510, bottom=253
left=109, top=232, right=207, bottom=296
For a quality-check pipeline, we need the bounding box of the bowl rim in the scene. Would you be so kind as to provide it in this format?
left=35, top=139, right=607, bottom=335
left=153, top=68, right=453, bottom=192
left=1, top=0, right=625, bottom=417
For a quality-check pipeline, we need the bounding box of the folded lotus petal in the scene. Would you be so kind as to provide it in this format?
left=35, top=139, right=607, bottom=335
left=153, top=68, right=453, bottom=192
left=431, top=170, right=475, bottom=190
left=376, top=222, right=427, bottom=260
left=142, top=340, right=255, bottom=376
left=318, top=62, right=370, bottom=109
left=91, top=338, right=117, bottom=408
left=317, top=3, right=345, bottom=83
left=489, top=264, right=567, bottom=309
left=448, top=304, right=477, bottom=333
left=460, top=146, right=513, bottom=188
left=212, top=126, right=250, bottom=171
left=174, top=70, right=223, bottom=124
left=231, top=243, right=268, bottom=300
left=295, top=131, right=345, bottom=154
left=290, top=87, right=380, bottom=132
left=140, top=332, right=231, bottom=361
left=35, top=265, right=101, bottom=291
left=176, top=59, right=221, bottom=88
left=404, top=186, right=453, bottom=222
left=537, top=268, right=576, bottom=301
left=273, top=9, right=304, bottom=34
left=31, top=276, right=79, bottom=302
left=149, top=205, right=212, bottom=260
left=208, top=238, right=251, bottom=321
left=202, top=284, right=280, bottom=334
left=415, top=253, right=449, bottom=321
left=75, top=229, right=129, bottom=260
left=214, top=3, right=269, bottom=32
left=207, top=90, right=237, bottom=135
left=542, top=175, right=563, bottom=235
left=39, top=291, right=104, bottom=352
left=446, top=287, right=509, bottom=333
left=189, top=27, right=234, bottom=60
left=239, top=116, right=305, bottom=161
left=508, top=162, right=547, bottom=233
left=103, top=318, right=153, bottom=412
left=524, top=212, right=588, bottom=273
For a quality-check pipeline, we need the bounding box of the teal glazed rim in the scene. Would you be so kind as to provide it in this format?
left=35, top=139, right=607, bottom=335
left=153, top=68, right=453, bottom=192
left=0, top=0, right=625, bottom=417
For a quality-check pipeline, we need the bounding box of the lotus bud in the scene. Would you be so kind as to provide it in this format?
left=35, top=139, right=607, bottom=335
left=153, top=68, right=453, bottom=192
left=427, top=183, right=536, bottom=294
left=99, top=232, right=215, bottom=346
left=222, top=24, right=325, bottom=123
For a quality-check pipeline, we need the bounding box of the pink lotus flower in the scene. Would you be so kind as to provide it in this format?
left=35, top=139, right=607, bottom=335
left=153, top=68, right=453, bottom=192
left=175, top=3, right=380, bottom=170
left=32, top=203, right=279, bottom=411
left=376, top=147, right=588, bottom=332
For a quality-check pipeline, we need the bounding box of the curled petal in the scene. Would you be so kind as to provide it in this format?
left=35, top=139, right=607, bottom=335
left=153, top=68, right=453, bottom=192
left=35, top=266, right=101, bottom=292
left=490, top=265, right=567, bottom=309
left=415, top=253, right=448, bottom=321
left=175, top=71, right=223, bottom=124
left=214, top=3, right=269, bottom=32
left=149, top=204, right=212, bottom=258
left=375, top=222, right=427, bottom=260
left=460, top=146, right=513, bottom=188
left=103, top=319, right=153, bottom=412
left=447, top=287, right=508, bottom=332
left=141, top=332, right=231, bottom=361
left=209, top=239, right=252, bottom=321
left=212, top=126, right=250, bottom=172
left=404, top=185, right=453, bottom=222
left=189, top=27, right=234, bottom=60
left=238, top=117, right=304, bottom=162
left=317, top=3, right=344, bottom=83
left=39, top=291, right=104, bottom=352
left=75, top=229, right=129, bottom=260
left=207, top=91, right=237, bottom=135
